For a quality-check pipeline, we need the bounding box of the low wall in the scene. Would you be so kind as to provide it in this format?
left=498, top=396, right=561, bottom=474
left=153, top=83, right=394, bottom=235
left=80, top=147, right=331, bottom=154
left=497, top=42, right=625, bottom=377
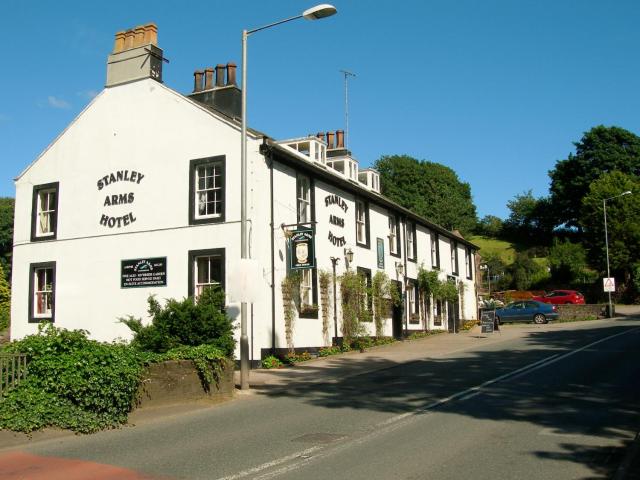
left=557, top=304, right=606, bottom=320
left=136, top=359, right=234, bottom=409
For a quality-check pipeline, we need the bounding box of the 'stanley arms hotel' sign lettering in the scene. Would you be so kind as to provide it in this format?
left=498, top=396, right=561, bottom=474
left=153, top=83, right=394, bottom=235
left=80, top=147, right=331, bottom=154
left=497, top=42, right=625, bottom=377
left=97, top=170, right=145, bottom=228
left=325, top=194, right=347, bottom=247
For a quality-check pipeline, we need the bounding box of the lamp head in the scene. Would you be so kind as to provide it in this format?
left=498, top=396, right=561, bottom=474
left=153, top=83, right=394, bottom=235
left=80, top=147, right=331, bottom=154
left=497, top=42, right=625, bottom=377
left=303, top=4, right=338, bottom=20
left=622, top=190, right=632, bottom=196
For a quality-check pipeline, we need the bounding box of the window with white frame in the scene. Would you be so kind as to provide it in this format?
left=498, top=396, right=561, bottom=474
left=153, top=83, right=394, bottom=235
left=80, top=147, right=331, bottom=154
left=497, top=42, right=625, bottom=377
left=389, top=215, right=400, bottom=255
left=407, top=221, right=416, bottom=261
left=408, top=281, right=417, bottom=321
left=431, top=233, right=440, bottom=269
left=451, top=241, right=459, bottom=275
left=29, top=262, right=55, bottom=322
left=300, top=269, right=313, bottom=307
left=189, top=249, right=224, bottom=299
left=465, top=247, right=473, bottom=280
left=356, top=199, right=369, bottom=247
left=31, top=183, right=59, bottom=241
left=190, top=156, right=225, bottom=225
left=297, top=174, right=311, bottom=223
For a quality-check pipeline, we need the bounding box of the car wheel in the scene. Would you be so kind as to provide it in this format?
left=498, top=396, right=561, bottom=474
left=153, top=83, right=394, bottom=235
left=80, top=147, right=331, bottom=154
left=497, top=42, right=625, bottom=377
left=533, top=313, right=546, bottom=324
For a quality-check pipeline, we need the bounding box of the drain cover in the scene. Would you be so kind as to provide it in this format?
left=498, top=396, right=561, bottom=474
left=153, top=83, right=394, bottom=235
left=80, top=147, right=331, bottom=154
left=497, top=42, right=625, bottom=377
left=292, top=433, right=345, bottom=444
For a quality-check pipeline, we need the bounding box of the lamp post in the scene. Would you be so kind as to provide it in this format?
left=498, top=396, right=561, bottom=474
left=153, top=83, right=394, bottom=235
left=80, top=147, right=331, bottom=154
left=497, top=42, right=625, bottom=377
left=239, top=4, right=337, bottom=390
left=479, top=263, right=490, bottom=297
left=330, top=256, right=340, bottom=343
left=603, top=190, right=632, bottom=318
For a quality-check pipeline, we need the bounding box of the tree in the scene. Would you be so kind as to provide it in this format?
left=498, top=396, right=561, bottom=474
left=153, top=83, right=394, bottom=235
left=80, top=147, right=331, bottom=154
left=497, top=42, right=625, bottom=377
left=0, top=263, right=10, bottom=331
left=580, top=171, right=640, bottom=291
left=475, top=215, right=503, bottom=238
left=548, top=238, right=589, bottom=285
left=374, top=155, right=477, bottom=235
left=549, top=126, right=640, bottom=229
left=503, top=191, right=554, bottom=243
left=0, top=198, right=14, bottom=281
left=508, top=251, right=549, bottom=290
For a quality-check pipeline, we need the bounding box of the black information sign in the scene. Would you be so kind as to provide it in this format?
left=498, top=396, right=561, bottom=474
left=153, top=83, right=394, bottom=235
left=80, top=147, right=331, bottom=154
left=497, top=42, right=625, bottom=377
left=121, top=257, right=167, bottom=288
left=290, top=229, right=315, bottom=270
left=481, top=310, right=495, bottom=334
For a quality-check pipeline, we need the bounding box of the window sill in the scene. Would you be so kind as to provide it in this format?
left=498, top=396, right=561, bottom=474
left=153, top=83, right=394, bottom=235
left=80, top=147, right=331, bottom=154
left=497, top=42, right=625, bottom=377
left=31, top=234, right=57, bottom=242
left=356, top=240, right=370, bottom=250
left=299, top=308, right=319, bottom=319
left=29, top=316, right=54, bottom=323
left=407, top=257, right=417, bottom=263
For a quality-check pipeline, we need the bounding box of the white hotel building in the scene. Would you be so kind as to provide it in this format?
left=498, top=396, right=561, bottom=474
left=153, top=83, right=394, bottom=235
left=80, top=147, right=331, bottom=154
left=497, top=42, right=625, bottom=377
left=11, top=24, right=479, bottom=362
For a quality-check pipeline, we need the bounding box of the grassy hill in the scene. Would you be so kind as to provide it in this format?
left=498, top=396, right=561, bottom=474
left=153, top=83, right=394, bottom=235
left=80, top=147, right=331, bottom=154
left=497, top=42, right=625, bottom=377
left=468, top=235, right=517, bottom=264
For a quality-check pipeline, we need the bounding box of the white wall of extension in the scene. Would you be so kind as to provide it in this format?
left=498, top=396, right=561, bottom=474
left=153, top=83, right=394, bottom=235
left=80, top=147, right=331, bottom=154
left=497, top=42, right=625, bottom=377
left=11, top=76, right=478, bottom=362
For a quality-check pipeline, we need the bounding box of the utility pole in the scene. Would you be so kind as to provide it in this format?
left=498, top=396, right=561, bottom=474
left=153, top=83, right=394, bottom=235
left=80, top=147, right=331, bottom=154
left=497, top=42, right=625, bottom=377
left=339, top=69, right=356, bottom=148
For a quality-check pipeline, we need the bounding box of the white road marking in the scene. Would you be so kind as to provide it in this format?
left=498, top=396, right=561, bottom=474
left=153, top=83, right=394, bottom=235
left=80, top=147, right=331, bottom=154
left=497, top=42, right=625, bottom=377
left=215, top=326, right=640, bottom=480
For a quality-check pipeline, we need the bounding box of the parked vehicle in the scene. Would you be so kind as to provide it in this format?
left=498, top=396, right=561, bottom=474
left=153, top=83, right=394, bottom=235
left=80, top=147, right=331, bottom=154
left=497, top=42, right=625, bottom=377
left=495, top=300, right=559, bottom=324
left=533, top=290, right=585, bottom=305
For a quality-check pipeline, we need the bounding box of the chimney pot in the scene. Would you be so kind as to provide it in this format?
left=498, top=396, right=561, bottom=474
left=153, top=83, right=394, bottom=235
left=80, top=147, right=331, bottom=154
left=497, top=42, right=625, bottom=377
left=133, top=26, right=145, bottom=47
left=316, top=132, right=325, bottom=140
left=215, top=64, right=225, bottom=87
left=143, top=23, right=158, bottom=45
left=327, top=131, right=335, bottom=149
left=204, top=67, right=214, bottom=90
left=336, top=130, right=344, bottom=148
left=113, top=31, right=126, bottom=53
left=194, top=70, right=204, bottom=93
left=124, top=30, right=135, bottom=50
left=226, top=62, right=237, bottom=86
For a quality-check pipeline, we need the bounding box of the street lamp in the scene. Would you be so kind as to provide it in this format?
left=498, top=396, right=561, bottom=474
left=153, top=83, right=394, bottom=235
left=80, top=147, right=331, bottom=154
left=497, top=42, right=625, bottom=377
left=603, top=190, right=632, bottom=318
left=239, top=4, right=337, bottom=390
left=479, top=263, right=490, bottom=297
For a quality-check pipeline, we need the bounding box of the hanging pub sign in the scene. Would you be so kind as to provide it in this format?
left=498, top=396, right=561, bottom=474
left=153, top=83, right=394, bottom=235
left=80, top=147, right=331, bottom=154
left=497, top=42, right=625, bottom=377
left=289, top=228, right=315, bottom=270
left=121, top=257, right=167, bottom=288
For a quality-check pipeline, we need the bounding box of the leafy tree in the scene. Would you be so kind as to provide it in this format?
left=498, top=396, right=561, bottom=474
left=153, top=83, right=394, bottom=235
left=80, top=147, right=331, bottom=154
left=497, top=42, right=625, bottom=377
left=0, top=198, right=14, bottom=281
left=0, top=263, right=10, bottom=331
left=549, top=126, right=640, bottom=229
left=475, top=215, right=503, bottom=237
left=503, top=191, right=554, bottom=243
left=548, top=238, right=589, bottom=285
left=508, top=251, right=549, bottom=290
left=479, top=253, right=512, bottom=292
left=374, top=155, right=477, bottom=235
left=580, top=171, right=640, bottom=289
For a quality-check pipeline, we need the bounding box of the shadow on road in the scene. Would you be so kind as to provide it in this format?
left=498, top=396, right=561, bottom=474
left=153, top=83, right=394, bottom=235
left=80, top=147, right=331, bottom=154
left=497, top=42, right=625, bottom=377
left=254, top=320, right=640, bottom=477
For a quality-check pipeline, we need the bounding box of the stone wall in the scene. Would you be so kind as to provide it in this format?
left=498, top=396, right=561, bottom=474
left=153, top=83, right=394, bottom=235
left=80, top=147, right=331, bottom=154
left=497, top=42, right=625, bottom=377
left=557, top=304, right=606, bottom=321
left=136, top=359, right=234, bottom=409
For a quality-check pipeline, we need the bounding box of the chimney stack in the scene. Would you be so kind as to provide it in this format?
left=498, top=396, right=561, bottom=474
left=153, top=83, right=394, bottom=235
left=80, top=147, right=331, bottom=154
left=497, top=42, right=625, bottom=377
left=336, top=130, right=344, bottom=148
left=326, top=131, right=335, bottom=149
left=316, top=132, right=325, bottom=141
left=226, top=62, right=237, bottom=86
left=204, top=67, right=214, bottom=90
left=215, top=64, right=225, bottom=87
left=193, top=70, right=204, bottom=92
left=107, top=22, right=164, bottom=87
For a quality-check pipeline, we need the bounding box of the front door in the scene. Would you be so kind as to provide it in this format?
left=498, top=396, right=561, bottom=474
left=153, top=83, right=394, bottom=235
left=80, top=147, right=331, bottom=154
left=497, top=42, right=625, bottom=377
left=392, top=280, right=403, bottom=339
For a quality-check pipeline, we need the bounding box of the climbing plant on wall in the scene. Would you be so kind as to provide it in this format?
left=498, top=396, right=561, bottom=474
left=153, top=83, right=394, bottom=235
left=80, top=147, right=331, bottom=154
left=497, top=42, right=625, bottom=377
left=339, top=270, right=368, bottom=347
left=318, top=270, right=332, bottom=345
left=281, top=271, right=300, bottom=353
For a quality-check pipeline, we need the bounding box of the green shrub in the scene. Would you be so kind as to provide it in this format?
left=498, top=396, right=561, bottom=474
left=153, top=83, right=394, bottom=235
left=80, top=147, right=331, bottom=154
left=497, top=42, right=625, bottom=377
left=262, top=355, right=283, bottom=369
left=0, top=263, right=10, bottom=331
left=121, top=287, right=235, bottom=357
left=318, top=346, right=341, bottom=357
left=1, top=324, right=145, bottom=433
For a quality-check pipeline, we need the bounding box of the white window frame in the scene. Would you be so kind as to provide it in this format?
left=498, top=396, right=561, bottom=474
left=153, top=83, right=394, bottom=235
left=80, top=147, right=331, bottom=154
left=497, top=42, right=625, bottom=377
left=408, top=282, right=416, bottom=315
left=451, top=242, right=459, bottom=275
left=356, top=199, right=367, bottom=245
left=194, top=254, right=222, bottom=298
left=297, top=175, right=311, bottom=224
left=300, top=269, right=312, bottom=307
left=407, top=222, right=416, bottom=261
left=33, top=267, right=53, bottom=318
left=195, top=162, right=223, bottom=219
left=37, top=189, right=56, bottom=237
left=389, top=215, right=398, bottom=254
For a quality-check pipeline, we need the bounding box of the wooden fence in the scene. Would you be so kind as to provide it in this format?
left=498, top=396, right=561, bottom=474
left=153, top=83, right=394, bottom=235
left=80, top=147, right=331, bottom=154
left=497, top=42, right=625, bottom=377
left=0, top=354, right=28, bottom=396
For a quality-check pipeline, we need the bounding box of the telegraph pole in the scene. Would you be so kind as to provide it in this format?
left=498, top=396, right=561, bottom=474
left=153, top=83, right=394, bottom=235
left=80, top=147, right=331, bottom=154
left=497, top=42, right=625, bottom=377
left=339, top=69, right=356, bottom=148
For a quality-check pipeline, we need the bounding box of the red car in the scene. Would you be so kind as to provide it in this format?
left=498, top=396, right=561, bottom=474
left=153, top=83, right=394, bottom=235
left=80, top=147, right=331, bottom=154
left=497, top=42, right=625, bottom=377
left=533, top=290, right=585, bottom=305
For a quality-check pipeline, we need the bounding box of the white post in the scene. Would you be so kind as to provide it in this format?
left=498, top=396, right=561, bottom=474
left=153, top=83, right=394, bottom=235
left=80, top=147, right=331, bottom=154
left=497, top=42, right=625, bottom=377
left=240, top=29, right=249, bottom=389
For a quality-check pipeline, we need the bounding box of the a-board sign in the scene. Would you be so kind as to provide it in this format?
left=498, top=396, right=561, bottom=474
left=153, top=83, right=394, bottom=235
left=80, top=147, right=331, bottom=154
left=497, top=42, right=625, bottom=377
left=481, top=310, right=495, bottom=334
left=121, top=257, right=167, bottom=288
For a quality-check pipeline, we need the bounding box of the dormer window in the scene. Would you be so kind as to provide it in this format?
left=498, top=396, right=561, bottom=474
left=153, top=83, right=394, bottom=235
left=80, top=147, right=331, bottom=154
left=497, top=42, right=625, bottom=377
left=278, top=138, right=327, bottom=164
left=31, top=182, right=59, bottom=242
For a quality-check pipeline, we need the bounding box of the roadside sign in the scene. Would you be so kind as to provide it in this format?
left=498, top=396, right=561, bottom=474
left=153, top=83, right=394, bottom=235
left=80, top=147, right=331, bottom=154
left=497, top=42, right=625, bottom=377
left=481, top=310, right=495, bottom=334
left=603, top=277, right=616, bottom=293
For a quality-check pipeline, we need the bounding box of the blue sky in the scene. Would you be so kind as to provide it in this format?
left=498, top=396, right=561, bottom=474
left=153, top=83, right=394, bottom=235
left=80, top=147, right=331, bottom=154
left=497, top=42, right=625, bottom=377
left=1, top=0, right=639, bottom=219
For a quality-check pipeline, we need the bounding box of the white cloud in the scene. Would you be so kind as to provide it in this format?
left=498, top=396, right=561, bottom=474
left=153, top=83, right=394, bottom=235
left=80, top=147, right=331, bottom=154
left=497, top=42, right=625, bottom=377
left=77, top=89, right=99, bottom=100
left=47, top=96, right=71, bottom=109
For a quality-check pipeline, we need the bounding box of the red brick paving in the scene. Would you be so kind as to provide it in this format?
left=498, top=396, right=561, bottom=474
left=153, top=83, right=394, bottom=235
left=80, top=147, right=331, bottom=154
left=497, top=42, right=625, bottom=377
left=0, top=451, right=167, bottom=480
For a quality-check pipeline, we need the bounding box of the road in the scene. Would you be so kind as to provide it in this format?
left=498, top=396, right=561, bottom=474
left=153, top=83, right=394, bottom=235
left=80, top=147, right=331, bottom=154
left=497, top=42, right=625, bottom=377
left=1, top=318, right=639, bottom=479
